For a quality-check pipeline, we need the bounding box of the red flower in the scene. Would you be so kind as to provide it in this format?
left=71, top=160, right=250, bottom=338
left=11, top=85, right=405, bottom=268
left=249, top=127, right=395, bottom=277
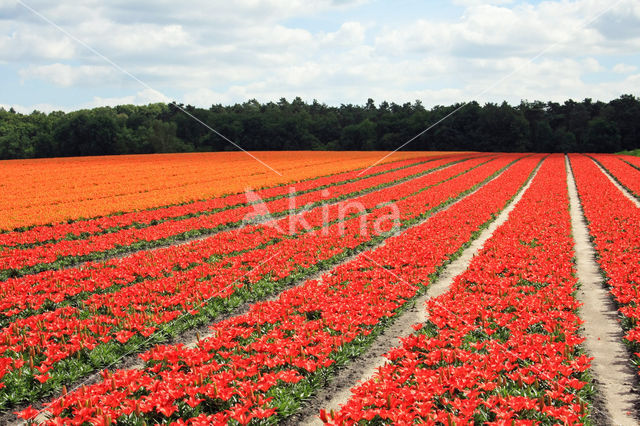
left=15, top=406, right=40, bottom=420
left=34, top=373, right=50, bottom=383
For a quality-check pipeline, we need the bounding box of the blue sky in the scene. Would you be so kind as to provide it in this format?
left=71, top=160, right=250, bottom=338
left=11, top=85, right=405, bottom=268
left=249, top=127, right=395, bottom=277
left=0, top=0, right=639, bottom=113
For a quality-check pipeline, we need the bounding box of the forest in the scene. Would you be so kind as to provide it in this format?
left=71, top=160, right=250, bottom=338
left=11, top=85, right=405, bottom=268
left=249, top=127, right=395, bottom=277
left=0, top=94, right=638, bottom=159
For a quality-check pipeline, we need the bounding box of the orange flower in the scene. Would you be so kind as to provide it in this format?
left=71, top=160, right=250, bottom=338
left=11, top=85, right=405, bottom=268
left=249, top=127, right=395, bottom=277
left=0, top=151, right=449, bottom=230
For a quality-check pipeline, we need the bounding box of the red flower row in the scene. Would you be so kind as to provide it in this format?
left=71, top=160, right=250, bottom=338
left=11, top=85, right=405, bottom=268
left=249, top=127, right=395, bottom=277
left=592, top=154, right=640, bottom=198
left=0, top=155, right=482, bottom=320
left=570, top=155, right=640, bottom=369
left=30, top=156, right=539, bottom=424
left=0, top=156, right=435, bottom=250
left=331, top=155, right=591, bottom=425
left=0, top=156, right=507, bottom=392
left=621, top=154, right=640, bottom=171
left=0, top=157, right=459, bottom=272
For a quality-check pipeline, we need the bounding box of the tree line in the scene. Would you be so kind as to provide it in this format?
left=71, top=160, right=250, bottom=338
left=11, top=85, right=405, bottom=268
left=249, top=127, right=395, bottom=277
left=0, top=94, right=638, bottom=159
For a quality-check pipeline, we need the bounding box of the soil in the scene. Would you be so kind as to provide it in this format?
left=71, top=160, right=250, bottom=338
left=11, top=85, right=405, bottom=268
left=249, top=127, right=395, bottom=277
left=566, top=155, right=639, bottom=426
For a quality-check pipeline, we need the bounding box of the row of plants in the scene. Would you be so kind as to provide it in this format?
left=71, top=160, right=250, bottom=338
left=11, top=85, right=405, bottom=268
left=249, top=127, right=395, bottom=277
left=0, top=156, right=438, bottom=247
left=591, top=154, right=640, bottom=199
left=620, top=153, right=640, bottom=171
left=1, top=156, right=516, bottom=411
left=0, top=156, right=467, bottom=278
left=570, top=155, right=640, bottom=376
left=0, top=156, right=489, bottom=323
left=330, top=155, right=594, bottom=424
left=21, top=156, right=541, bottom=424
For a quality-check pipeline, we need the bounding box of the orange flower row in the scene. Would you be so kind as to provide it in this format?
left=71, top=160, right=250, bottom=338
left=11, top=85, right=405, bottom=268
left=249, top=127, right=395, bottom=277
left=0, top=151, right=446, bottom=230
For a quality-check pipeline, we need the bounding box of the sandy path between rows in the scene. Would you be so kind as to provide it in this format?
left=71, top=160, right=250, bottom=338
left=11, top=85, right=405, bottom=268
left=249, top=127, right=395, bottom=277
left=567, top=155, right=638, bottom=425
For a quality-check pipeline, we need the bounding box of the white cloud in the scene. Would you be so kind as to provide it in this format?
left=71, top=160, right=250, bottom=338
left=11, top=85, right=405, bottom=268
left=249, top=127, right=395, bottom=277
left=18, top=63, right=118, bottom=87
left=320, top=21, right=366, bottom=46
left=452, top=0, right=513, bottom=5
left=86, top=88, right=169, bottom=108
left=612, top=63, right=638, bottom=74
left=0, top=29, right=76, bottom=61
left=0, top=102, right=67, bottom=113
left=0, top=0, right=638, bottom=112
left=375, top=1, right=640, bottom=60
left=99, top=24, right=191, bottom=53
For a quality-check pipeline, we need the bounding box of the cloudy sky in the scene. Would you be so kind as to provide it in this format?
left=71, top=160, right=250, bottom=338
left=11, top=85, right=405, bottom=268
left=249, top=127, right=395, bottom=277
left=0, top=0, right=639, bottom=113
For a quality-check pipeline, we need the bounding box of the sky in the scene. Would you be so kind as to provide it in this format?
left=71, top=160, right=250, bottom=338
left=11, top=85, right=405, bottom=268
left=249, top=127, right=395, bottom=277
left=0, top=0, right=639, bottom=113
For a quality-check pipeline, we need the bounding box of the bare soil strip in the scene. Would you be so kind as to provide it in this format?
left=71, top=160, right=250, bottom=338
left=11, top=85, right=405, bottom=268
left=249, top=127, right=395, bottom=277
left=591, top=157, right=640, bottom=208
left=291, top=159, right=542, bottom=425
left=566, top=155, right=638, bottom=426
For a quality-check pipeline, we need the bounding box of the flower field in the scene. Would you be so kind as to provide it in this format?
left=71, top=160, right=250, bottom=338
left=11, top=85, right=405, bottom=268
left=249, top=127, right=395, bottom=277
left=0, top=152, right=438, bottom=231
left=0, top=151, right=638, bottom=424
left=330, top=156, right=589, bottom=424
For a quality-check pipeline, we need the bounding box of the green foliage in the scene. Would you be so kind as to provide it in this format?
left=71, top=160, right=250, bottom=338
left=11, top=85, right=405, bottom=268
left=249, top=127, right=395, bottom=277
left=618, top=148, right=640, bottom=157
left=585, top=118, right=621, bottom=153
left=0, top=95, right=639, bottom=159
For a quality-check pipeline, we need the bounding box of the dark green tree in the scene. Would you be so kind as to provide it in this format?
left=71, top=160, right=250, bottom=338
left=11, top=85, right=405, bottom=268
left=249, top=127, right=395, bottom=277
left=585, top=118, right=621, bottom=153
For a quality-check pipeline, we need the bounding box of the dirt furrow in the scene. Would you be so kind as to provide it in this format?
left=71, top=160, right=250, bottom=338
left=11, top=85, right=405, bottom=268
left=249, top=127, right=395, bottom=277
left=566, top=155, right=638, bottom=426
